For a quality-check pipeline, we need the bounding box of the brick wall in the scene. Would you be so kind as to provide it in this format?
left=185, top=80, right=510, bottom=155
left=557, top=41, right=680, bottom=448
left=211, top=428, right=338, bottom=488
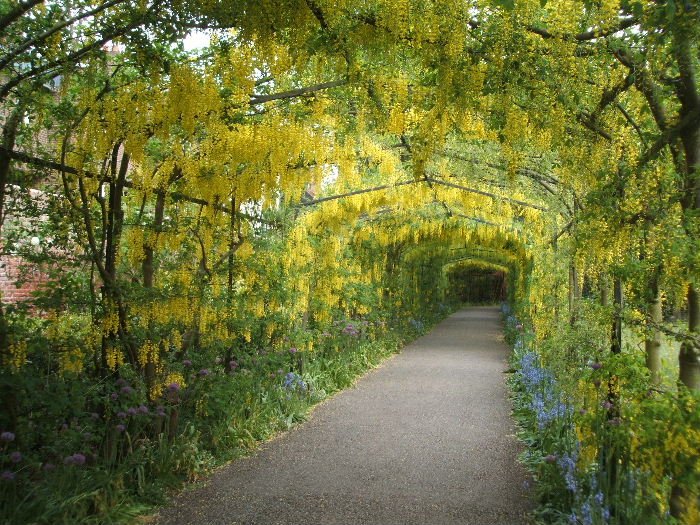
left=0, top=254, right=48, bottom=304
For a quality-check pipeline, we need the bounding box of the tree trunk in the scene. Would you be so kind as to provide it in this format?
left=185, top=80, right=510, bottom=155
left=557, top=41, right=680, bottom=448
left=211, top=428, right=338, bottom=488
left=676, top=101, right=700, bottom=392
left=568, top=262, right=579, bottom=325
left=672, top=6, right=700, bottom=392
left=142, top=190, right=165, bottom=396
left=101, top=145, right=135, bottom=367
left=225, top=197, right=237, bottom=373
left=679, top=284, right=700, bottom=390
left=0, top=107, right=24, bottom=438
left=645, top=276, right=663, bottom=385
left=611, top=277, right=623, bottom=355
left=671, top=23, right=700, bottom=520
left=671, top=285, right=699, bottom=518
left=604, top=275, right=624, bottom=518
left=383, top=242, right=403, bottom=304
left=0, top=105, right=23, bottom=358
left=600, top=275, right=610, bottom=307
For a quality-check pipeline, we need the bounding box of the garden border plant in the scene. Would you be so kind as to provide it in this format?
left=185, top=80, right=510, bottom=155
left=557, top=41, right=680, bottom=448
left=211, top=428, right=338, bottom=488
left=506, top=303, right=700, bottom=525
left=0, top=302, right=454, bottom=524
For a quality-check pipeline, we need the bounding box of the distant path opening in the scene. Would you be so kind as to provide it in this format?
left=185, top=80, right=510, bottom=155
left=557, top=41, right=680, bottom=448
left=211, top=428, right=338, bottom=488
left=157, top=306, right=531, bottom=525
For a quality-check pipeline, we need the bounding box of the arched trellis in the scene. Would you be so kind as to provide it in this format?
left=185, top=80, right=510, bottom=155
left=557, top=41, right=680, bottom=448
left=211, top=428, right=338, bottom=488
left=444, top=256, right=509, bottom=273
left=296, top=171, right=557, bottom=248
left=300, top=175, right=549, bottom=212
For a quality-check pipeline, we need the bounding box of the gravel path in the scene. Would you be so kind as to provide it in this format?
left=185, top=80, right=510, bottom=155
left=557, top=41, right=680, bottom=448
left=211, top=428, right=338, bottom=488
left=155, top=306, right=532, bottom=525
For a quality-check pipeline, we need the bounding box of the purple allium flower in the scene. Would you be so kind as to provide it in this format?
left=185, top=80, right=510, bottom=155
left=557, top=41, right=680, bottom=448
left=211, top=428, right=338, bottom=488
left=115, top=378, right=128, bottom=387
left=110, top=393, right=119, bottom=401
left=127, top=407, right=138, bottom=416
left=71, top=453, right=86, bottom=466
left=9, top=451, right=22, bottom=463
left=289, top=347, right=298, bottom=354
left=579, top=409, right=588, bottom=415
left=120, top=386, right=134, bottom=395
left=117, top=411, right=127, bottom=419
left=138, top=405, right=149, bottom=414
left=198, top=368, right=210, bottom=377
left=590, top=362, right=602, bottom=370
left=156, top=407, right=166, bottom=418
left=229, top=360, right=238, bottom=369
left=602, top=400, right=614, bottom=411
left=1, top=470, right=15, bottom=481
left=0, top=432, right=15, bottom=442
left=342, top=324, right=359, bottom=336
left=167, top=382, right=180, bottom=392
left=116, top=424, right=126, bottom=433
left=593, top=379, right=601, bottom=388
left=183, top=359, right=192, bottom=367
left=544, top=454, right=557, bottom=464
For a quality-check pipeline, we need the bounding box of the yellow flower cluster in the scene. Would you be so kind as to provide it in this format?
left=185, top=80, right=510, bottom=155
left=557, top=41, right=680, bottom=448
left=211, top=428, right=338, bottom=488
left=137, top=340, right=160, bottom=367
left=151, top=371, right=186, bottom=400
left=102, top=307, right=120, bottom=338
left=58, top=347, right=85, bottom=375
left=6, top=340, right=27, bottom=371
left=106, top=345, right=125, bottom=371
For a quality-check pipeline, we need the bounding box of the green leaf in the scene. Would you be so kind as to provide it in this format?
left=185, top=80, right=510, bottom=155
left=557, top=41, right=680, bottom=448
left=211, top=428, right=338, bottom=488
left=494, top=0, right=515, bottom=11
left=629, top=1, right=644, bottom=18
left=666, top=0, right=676, bottom=21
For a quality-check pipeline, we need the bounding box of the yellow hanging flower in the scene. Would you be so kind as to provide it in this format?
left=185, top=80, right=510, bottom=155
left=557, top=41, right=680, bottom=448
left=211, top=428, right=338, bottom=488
left=6, top=340, right=27, bottom=371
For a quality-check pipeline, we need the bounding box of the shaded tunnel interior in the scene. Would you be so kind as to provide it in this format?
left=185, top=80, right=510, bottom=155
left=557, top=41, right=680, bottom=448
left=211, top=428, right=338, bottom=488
left=447, top=263, right=507, bottom=304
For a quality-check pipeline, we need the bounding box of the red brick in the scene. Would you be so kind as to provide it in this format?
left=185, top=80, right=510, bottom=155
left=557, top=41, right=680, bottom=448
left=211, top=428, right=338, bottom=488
left=0, top=254, right=48, bottom=304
